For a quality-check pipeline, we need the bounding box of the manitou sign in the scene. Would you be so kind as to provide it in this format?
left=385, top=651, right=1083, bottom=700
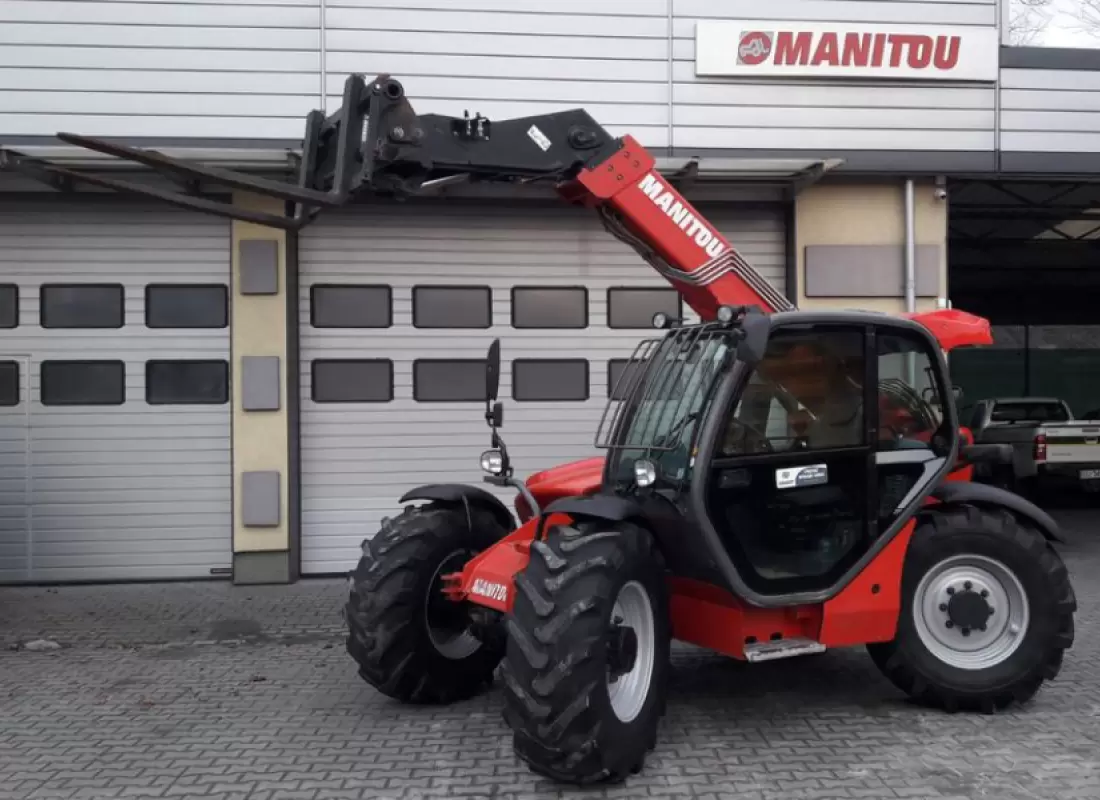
left=696, top=20, right=1000, bottom=82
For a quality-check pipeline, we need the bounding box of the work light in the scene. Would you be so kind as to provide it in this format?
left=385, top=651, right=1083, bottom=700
left=480, top=449, right=504, bottom=475
left=633, top=459, right=657, bottom=488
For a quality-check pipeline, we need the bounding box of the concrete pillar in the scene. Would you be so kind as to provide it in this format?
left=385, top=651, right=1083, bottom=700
left=229, top=192, right=298, bottom=584
left=794, top=179, right=948, bottom=313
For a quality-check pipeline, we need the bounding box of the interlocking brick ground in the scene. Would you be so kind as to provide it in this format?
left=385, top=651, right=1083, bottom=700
left=1, top=507, right=1097, bottom=800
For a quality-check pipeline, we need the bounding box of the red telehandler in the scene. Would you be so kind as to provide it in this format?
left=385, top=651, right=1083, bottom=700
left=5, top=73, right=1076, bottom=786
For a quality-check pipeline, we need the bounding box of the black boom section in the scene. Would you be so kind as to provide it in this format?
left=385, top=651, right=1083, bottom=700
left=0, top=73, right=618, bottom=230
left=930, top=481, right=1064, bottom=543
left=398, top=483, right=516, bottom=533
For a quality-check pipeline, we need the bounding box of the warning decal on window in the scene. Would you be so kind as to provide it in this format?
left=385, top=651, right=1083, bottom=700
left=776, top=463, right=829, bottom=490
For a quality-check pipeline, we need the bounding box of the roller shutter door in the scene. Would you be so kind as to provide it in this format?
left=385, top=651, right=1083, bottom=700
left=0, top=199, right=232, bottom=583
left=298, top=199, right=787, bottom=575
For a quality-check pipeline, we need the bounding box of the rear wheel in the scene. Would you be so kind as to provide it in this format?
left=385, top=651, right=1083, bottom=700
left=499, top=520, right=670, bottom=785
left=868, top=505, right=1076, bottom=712
left=345, top=501, right=508, bottom=705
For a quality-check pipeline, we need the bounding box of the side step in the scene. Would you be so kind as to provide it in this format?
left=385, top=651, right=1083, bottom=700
left=744, top=637, right=826, bottom=663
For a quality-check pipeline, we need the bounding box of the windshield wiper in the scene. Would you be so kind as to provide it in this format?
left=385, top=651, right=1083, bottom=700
left=654, top=410, right=700, bottom=449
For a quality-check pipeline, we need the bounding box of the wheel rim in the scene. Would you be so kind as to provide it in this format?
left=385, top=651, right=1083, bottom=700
left=424, top=550, right=481, bottom=660
left=606, top=580, right=656, bottom=724
left=912, top=553, right=1030, bottom=670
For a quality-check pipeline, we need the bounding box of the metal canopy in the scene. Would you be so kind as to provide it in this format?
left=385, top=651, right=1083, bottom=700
left=948, top=179, right=1100, bottom=241
left=654, top=155, right=844, bottom=198
left=0, top=144, right=297, bottom=170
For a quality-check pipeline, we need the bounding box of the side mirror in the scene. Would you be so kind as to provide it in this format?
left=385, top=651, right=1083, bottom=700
left=736, top=309, right=770, bottom=366
left=485, top=338, right=501, bottom=404
left=490, top=401, right=504, bottom=429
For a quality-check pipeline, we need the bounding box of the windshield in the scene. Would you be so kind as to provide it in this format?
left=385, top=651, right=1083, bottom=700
left=600, top=325, right=733, bottom=488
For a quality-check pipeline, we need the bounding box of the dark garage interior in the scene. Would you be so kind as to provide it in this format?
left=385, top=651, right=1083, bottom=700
left=947, top=179, right=1100, bottom=423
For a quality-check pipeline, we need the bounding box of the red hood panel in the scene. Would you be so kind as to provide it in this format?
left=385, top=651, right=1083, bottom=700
left=518, top=456, right=605, bottom=520
left=526, top=456, right=605, bottom=493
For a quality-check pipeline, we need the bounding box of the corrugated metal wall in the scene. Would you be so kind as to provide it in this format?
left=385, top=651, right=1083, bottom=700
left=325, top=0, right=673, bottom=150
left=1000, top=67, right=1100, bottom=154
left=0, top=0, right=1060, bottom=161
left=0, top=199, right=232, bottom=583
left=0, top=0, right=322, bottom=140
left=296, top=198, right=787, bottom=575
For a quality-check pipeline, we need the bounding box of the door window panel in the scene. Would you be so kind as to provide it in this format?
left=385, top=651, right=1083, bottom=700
left=876, top=332, right=950, bottom=455
left=722, top=328, right=866, bottom=456
left=874, top=331, right=953, bottom=532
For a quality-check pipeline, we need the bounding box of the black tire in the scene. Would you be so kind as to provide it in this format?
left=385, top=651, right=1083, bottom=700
left=345, top=501, right=508, bottom=705
left=499, top=520, right=670, bottom=785
left=868, top=504, right=1076, bottom=712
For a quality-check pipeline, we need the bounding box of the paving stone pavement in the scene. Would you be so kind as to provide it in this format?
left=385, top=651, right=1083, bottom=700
left=1, top=507, right=1097, bottom=800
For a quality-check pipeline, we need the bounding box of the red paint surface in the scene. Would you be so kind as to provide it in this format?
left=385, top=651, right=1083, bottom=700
left=443, top=512, right=574, bottom=613
left=818, top=520, right=916, bottom=646
left=668, top=576, right=822, bottom=659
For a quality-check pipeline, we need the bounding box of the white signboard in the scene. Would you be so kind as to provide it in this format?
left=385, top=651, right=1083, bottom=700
left=695, top=20, right=999, bottom=82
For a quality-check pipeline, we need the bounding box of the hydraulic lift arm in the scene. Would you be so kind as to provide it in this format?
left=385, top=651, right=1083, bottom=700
left=0, top=72, right=989, bottom=342
left=0, top=72, right=787, bottom=319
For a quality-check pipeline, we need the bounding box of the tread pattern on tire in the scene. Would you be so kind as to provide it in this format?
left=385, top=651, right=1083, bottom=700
left=499, top=520, right=669, bottom=785
left=345, top=501, right=508, bottom=705
left=868, top=503, right=1077, bottom=713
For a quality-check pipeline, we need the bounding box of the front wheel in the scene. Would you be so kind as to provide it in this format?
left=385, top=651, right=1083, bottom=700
left=345, top=501, right=509, bottom=705
left=868, top=505, right=1076, bottom=712
left=499, top=521, right=670, bottom=785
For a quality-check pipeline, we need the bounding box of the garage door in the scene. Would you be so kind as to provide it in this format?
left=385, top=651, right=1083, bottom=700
left=298, top=199, right=788, bottom=575
left=0, top=199, right=232, bottom=583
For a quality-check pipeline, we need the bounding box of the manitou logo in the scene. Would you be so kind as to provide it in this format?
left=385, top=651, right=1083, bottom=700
left=741, top=30, right=961, bottom=71
left=738, top=31, right=772, bottom=65
left=471, top=578, right=508, bottom=603
left=637, top=173, right=727, bottom=260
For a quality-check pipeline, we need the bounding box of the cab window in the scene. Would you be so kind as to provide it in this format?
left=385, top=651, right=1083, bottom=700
left=722, top=329, right=867, bottom=455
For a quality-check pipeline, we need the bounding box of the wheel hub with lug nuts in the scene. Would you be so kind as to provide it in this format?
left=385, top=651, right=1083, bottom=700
left=942, top=580, right=995, bottom=636
left=913, top=554, right=1030, bottom=671
left=606, top=616, right=639, bottom=681
left=605, top=580, right=656, bottom=724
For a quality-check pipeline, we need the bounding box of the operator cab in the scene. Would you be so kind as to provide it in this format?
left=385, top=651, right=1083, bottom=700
left=599, top=306, right=959, bottom=604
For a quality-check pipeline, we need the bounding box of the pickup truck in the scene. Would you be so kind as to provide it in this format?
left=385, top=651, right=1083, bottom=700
left=968, top=396, right=1100, bottom=499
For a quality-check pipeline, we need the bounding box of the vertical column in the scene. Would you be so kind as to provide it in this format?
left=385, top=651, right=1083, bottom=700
left=230, top=192, right=298, bottom=584
left=794, top=180, right=949, bottom=313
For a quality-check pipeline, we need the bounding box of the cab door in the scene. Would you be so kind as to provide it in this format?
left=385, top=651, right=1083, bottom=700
left=703, top=323, right=876, bottom=597
left=702, top=319, right=958, bottom=599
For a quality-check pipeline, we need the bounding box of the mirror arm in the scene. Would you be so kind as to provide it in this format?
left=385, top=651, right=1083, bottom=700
left=508, top=476, right=540, bottom=517
left=491, top=430, right=514, bottom=477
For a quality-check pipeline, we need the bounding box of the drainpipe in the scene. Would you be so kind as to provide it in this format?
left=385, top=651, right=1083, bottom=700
left=904, top=178, right=916, bottom=314
left=319, top=0, right=328, bottom=111
left=903, top=178, right=917, bottom=386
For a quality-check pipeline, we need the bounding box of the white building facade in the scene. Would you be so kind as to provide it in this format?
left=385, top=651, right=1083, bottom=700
left=0, top=0, right=1094, bottom=584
